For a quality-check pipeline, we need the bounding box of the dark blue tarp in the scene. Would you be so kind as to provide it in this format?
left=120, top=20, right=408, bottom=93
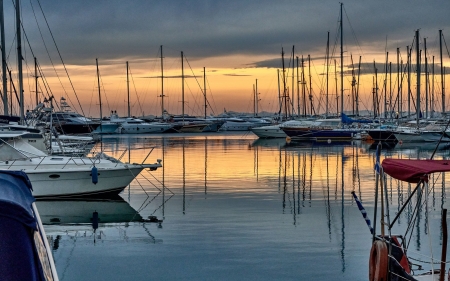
left=341, top=113, right=374, bottom=124
left=0, top=170, right=44, bottom=281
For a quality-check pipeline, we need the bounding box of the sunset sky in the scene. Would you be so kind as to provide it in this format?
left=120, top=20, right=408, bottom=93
left=4, top=0, right=450, bottom=118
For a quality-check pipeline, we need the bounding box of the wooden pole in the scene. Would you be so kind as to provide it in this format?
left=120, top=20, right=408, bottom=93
left=440, top=208, right=447, bottom=281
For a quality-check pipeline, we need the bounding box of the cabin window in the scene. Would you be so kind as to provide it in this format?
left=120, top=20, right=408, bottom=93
left=49, top=174, right=60, bottom=179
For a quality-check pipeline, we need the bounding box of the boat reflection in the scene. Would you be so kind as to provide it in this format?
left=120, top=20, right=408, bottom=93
left=36, top=197, right=143, bottom=225
left=251, top=138, right=287, bottom=148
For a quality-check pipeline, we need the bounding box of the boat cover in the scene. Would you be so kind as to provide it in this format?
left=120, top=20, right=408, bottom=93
left=0, top=170, right=45, bottom=280
left=382, top=158, right=450, bottom=183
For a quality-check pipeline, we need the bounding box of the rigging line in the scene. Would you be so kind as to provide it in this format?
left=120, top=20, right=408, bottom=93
left=35, top=0, right=85, bottom=117
left=128, top=65, right=144, bottom=116
left=343, top=6, right=367, bottom=66
left=36, top=61, right=54, bottom=102
left=205, top=77, right=217, bottom=115
left=442, top=34, right=450, bottom=59
left=405, top=185, right=426, bottom=253
left=28, top=0, right=71, bottom=105
left=184, top=56, right=210, bottom=113
left=97, top=67, right=112, bottom=114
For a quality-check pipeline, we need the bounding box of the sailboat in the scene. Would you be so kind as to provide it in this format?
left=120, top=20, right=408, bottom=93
left=358, top=144, right=449, bottom=281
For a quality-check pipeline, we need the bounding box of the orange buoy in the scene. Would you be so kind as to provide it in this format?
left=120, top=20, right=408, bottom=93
left=369, top=240, right=388, bottom=281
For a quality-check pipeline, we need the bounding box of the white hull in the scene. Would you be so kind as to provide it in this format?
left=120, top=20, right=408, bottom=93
left=23, top=166, right=146, bottom=198
left=0, top=138, right=162, bottom=198
left=394, top=131, right=446, bottom=143
left=120, top=123, right=172, bottom=133
left=251, top=125, right=287, bottom=138
left=220, top=121, right=255, bottom=131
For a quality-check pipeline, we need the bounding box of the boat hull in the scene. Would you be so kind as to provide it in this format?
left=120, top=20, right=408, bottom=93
left=23, top=166, right=146, bottom=198
left=251, top=125, right=287, bottom=138
left=367, top=129, right=397, bottom=142
left=120, top=123, right=172, bottom=133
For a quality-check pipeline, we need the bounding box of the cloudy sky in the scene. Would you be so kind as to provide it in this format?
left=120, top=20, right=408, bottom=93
left=4, top=0, right=450, bottom=117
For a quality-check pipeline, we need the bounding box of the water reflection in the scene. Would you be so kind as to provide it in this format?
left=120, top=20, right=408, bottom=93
left=47, top=133, right=450, bottom=281
left=36, top=198, right=142, bottom=224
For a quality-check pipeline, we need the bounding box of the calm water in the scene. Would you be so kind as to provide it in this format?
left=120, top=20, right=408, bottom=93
left=41, top=132, right=450, bottom=281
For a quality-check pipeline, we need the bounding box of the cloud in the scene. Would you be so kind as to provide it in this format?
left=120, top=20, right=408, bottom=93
left=9, top=0, right=450, bottom=68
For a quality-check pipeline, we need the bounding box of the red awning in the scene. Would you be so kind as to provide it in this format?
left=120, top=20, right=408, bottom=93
left=382, top=159, right=450, bottom=183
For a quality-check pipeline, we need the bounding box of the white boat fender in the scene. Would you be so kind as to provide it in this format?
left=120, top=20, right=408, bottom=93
left=91, top=166, right=98, bottom=184
left=92, top=211, right=99, bottom=231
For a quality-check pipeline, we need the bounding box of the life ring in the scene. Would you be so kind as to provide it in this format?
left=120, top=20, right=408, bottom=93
left=369, top=240, right=388, bottom=281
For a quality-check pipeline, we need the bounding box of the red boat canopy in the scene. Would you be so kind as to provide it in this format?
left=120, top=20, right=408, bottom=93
left=382, top=159, right=450, bottom=183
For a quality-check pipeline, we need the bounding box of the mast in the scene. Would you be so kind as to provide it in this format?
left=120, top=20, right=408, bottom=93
left=335, top=59, right=338, bottom=116
left=407, top=46, right=411, bottom=119
left=281, top=48, right=287, bottom=119
left=432, top=56, right=435, bottom=118
left=375, top=62, right=378, bottom=117
left=292, top=45, right=295, bottom=115
left=440, top=30, right=445, bottom=114
left=277, top=69, right=281, bottom=116
left=255, top=79, right=258, bottom=116
left=160, top=45, right=165, bottom=118
left=302, top=55, right=306, bottom=116
left=384, top=52, right=388, bottom=118
left=203, top=67, right=207, bottom=118
left=416, top=30, right=420, bottom=126
left=16, top=0, right=23, bottom=122
left=34, top=57, right=38, bottom=106
left=424, top=39, right=428, bottom=119
left=389, top=61, right=391, bottom=118
left=96, top=59, right=102, bottom=122
left=397, top=48, right=401, bottom=119
left=96, top=58, right=103, bottom=145
left=356, top=56, right=361, bottom=116
left=296, top=56, right=300, bottom=117
left=126, top=61, right=130, bottom=117
left=181, top=52, right=184, bottom=120
left=340, top=2, right=344, bottom=121
left=308, top=54, right=312, bottom=115
left=351, top=54, right=355, bottom=115
left=326, top=31, right=330, bottom=118
left=0, top=0, right=7, bottom=115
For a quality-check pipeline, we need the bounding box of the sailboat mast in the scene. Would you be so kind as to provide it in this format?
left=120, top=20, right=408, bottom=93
left=126, top=61, right=130, bottom=117
left=203, top=67, right=207, bottom=118
left=440, top=30, right=445, bottom=114
left=181, top=52, right=184, bottom=120
left=407, top=46, right=411, bottom=119
left=384, top=52, right=388, bottom=118
left=356, top=56, right=361, bottom=116
left=281, top=48, right=287, bottom=119
left=326, top=31, right=329, bottom=118
left=16, top=0, right=23, bottom=122
left=340, top=2, right=344, bottom=120
left=296, top=56, right=300, bottom=117
left=424, top=39, right=428, bottom=119
left=397, top=48, right=401, bottom=119
left=277, top=69, right=281, bottom=115
left=34, top=57, right=38, bottom=106
left=416, top=30, right=421, bottom=126
left=96, top=58, right=102, bottom=121
left=308, top=54, right=312, bottom=115
left=432, top=56, right=435, bottom=118
left=292, top=45, right=295, bottom=115
left=0, top=0, right=7, bottom=115
left=255, top=79, right=258, bottom=116
left=160, top=45, right=164, bottom=118
left=302, top=56, right=306, bottom=116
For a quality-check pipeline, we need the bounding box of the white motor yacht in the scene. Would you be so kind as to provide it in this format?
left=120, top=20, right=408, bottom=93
left=0, top=138, right=162, bottom=198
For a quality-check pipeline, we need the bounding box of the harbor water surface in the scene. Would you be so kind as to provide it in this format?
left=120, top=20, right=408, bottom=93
left=42, top=132, right=450, bottom=280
